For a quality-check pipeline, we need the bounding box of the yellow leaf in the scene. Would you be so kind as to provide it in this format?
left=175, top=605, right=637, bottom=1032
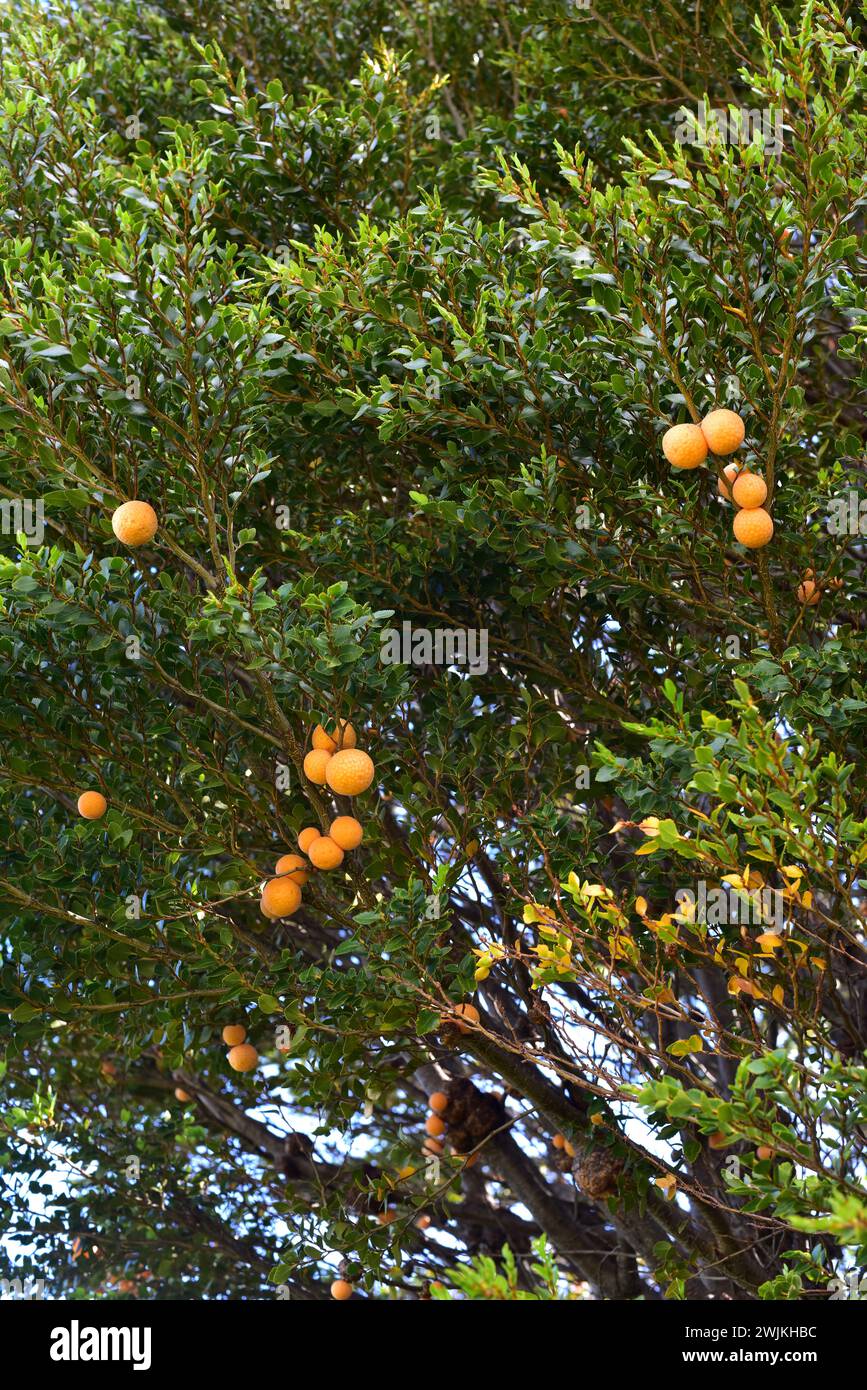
left=524, top=902, right=556, bottom=926
left=635, top=896, right=648, bottom=916
left=674, top=896, right=696, bottom=922
left=639, top=816, right=660, bottom=837
left=772, top=986, right=784, bottom=1006
left=756, top=932, right=784, bottom=952
left=801, top=890, right=813, bottom=908
left=728, top=976, right=761, bottom=998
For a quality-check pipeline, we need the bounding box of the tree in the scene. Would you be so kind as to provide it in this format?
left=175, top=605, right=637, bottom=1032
left=1, top=0, right=865, bottom=1302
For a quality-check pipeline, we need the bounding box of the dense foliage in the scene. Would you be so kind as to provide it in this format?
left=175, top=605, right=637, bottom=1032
left=1, top=0, right=866, bottom=1301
